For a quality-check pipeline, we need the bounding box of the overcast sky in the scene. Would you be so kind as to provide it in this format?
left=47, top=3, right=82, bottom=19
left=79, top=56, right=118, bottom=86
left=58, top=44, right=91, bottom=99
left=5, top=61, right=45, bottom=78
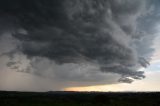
left=0, top=0, right=160, bottom=91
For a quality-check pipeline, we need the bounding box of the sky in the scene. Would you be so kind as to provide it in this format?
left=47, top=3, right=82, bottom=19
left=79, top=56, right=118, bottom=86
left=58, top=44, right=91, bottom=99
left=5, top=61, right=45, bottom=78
left=0, top=0, right=160, bottom=92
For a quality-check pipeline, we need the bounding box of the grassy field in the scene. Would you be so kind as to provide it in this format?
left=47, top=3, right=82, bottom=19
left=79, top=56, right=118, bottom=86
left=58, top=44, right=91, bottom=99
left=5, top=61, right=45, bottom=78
left=0, top=91, right=160, bottom=106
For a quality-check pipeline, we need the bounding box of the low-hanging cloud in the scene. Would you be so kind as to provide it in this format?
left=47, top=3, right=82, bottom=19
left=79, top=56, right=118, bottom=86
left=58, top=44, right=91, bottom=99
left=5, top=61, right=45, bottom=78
left=0, top=0, right=157, bottom=86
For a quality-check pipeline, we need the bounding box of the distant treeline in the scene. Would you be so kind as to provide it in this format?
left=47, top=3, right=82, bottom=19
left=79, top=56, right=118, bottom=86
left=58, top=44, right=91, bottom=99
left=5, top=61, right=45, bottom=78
left=0, top=91, right=160, bottom=106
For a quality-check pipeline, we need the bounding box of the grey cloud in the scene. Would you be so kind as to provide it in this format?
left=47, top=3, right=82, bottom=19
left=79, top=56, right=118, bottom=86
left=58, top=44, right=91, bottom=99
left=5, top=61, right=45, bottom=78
left=118, top=77, right=133, bottom=84
left=101, top=65, right=145, bottom=83
left=28, top=57, right=121, bottom=86
left=0, top=0, right=157, bottom=85
left=6, top=61, right=17, bottom=67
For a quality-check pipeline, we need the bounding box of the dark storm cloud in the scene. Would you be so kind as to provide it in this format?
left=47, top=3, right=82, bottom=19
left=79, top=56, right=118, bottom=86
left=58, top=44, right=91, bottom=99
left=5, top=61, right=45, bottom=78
left=101, top=66, right=145, bottom=78
left=0, top=0, right=156, bottom=83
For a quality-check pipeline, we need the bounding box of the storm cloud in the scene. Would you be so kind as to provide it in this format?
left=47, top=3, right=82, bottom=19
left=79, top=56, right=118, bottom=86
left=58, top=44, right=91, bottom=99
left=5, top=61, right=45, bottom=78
left=0, top=0, right=157, bottom=86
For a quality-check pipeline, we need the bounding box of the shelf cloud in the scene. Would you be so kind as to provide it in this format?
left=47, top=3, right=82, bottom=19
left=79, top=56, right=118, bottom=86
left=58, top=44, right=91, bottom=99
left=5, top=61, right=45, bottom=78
left=0, top=0, right=157, bottom=87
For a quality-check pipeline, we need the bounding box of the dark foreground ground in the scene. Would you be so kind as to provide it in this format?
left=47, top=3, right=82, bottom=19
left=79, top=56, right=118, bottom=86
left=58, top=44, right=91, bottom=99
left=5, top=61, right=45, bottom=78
left=0, top=91, right=160, bottom=106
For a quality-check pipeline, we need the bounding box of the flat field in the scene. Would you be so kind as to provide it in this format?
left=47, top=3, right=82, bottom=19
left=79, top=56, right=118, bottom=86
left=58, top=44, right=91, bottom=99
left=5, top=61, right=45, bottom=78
left=0, top=91, right=160, bottom=106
